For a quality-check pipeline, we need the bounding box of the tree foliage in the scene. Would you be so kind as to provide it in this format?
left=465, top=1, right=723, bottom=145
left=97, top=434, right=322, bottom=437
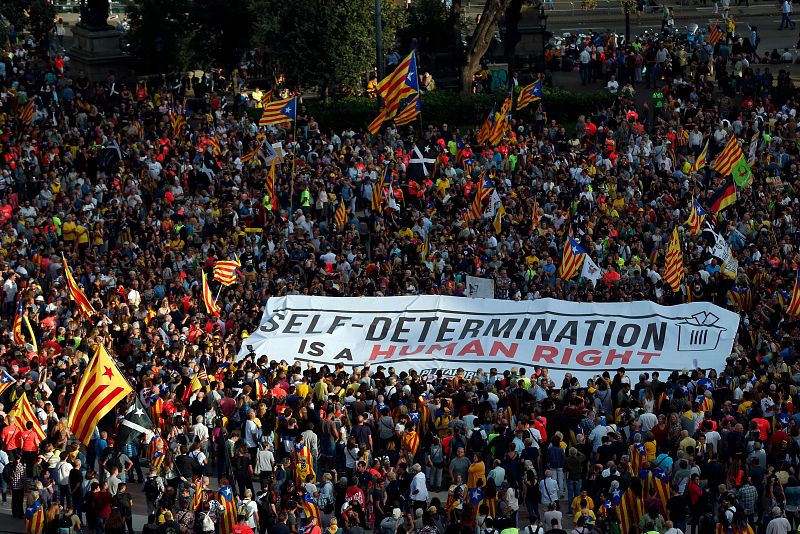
left=0, top=0, right=56, bottom=44
left=126, top=0, right=253, bottom=72
left=250, top=0, right=406, bottom=96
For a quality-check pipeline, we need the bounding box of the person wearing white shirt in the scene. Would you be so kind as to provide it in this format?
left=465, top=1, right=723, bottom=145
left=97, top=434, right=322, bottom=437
left=192, top=416, right=209, bottom=451
left=606, top=76, right=619, bottom=94
left=664, top=520, right=684, bottom=534
left=781, top=0, right=796, bottom=30
left=410, top=464, right=429, bottom=508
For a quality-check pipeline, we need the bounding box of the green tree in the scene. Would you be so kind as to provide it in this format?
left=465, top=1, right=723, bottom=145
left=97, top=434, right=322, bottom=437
left=126, top=0, right=254, bottom=72
left=251, top=0, right=406, bottom=100
left=0, top=0, right=55, bottom=45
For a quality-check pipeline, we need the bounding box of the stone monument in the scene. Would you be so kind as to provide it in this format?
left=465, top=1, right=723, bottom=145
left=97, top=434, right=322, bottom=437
left=69, top=0, right=131, bottom=81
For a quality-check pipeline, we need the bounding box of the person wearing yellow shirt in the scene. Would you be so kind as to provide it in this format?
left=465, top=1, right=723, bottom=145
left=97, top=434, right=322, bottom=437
left=398, top=227, right=413, bottom=240
left=75, top=221, right=90, bottom=258
left=296, top=381, right=311, bottom=399
left=435, top=176, right=450, bottom=195
left=61, top=214, right=77, bottom=244
left=574, top=503, right=597, bottom=525
left=252, top=87, right=264, bottom=108
left=571, top=490, right=594, bottom=516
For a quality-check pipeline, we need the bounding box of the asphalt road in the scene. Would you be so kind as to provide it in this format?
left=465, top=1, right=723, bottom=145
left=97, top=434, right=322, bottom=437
left=548, top=10, right=800, bottom=54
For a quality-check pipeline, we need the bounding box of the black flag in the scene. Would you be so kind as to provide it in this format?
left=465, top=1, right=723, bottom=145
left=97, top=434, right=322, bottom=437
left=116, top=397, right=154, bottom=447
left=407, top=139, right=437, bottom=182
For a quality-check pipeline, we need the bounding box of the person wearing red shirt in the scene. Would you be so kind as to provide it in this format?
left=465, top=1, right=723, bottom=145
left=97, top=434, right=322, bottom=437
left=20, top=421, right=41, bottom=475
left=1, top=420, right=21, bottom=459
left=91, top=481, right=113, bottom=532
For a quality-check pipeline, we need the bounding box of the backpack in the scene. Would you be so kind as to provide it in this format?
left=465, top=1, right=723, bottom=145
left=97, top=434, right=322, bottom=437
left=143, top=477, right=161, bottom=501
left=470, top=429, right=485, bottom=454
left=201, top=512, right=214, bottom=532
left=2, top=461, right=14, bottom=483
left=237, top=499, right=252, bottom=521
left=159, top=520, right=180, bottom=534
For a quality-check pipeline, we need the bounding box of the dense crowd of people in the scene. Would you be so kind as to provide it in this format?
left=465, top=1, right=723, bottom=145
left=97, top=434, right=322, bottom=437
left=2, top=10, right=800, bottom=534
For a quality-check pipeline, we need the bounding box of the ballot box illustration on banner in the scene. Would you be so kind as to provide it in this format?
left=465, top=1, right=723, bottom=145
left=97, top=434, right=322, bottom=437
left=677, top=312, right=727, bottom=351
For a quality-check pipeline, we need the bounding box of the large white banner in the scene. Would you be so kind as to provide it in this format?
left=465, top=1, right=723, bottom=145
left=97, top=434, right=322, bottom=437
left=240, top=296, right=739, bottom=384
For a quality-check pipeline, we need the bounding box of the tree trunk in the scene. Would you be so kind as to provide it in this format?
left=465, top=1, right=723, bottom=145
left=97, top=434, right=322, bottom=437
left=460, top=0, right=512, bottom=99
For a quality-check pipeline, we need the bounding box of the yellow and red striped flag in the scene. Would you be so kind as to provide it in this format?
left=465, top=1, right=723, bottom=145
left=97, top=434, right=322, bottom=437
left=707, top=25, right=723, bottom=45
left=469, top=175, right=492, bottom=220
left=240, top=146, right=260, bottom=164
left=19, top=100, right=34, bottom=125
left=368, top=108, right=389, bottom=135
left=517, top=79, right=543, bottom=111
left=617, top=488, right=644, bottom=534
left=191, top=479, right=205, bottom=511
left=691, top=140, right=709, bottom=173
left=68, top=345, right=133, bottom=445
left=488, top=95, right=513, bottom=146
left=0, top=370, right=15, bottom=398
left=558, top=237, right=587, bottom=281
left=213, top=257, right=240, bottom=286
left=265, top=159, right=277, bottom=209
left=334, top=199, right=347, bottom=228
left=202, top=270, right=221, bottom=317
left=8, top=393, right=46, bottom=441
left=372, top=166, right=389, bottom=214
left=260, top=89, right=273, bottom=106
left=711, top=136, right=745, bottom=176
left=394, top=94, right=421, bottom=126
left=25, top=500, right=45, bottom=534
left=255, top=377, right=268, bottom=399
left=786, top=268, right=800, bottom=317
left=684, top=197, right=705, bottom=236
left=170, top=111, right=186, bottom=132
left=219, top=485, right=237, bottom=534
left=401, top=427, right=420, bottom=456
left=377, top=52, right=418, bottom=117
left=63, top=254, right=96, bottom=319
left=664, top=227, right=684, bottom=292
left=258, top=96, right=297, bottom=127
left=206, top=136, right=221, bottom=155
left=13, top=299, right=24, bottom=346
left=302, top=493, right=321, bottom=524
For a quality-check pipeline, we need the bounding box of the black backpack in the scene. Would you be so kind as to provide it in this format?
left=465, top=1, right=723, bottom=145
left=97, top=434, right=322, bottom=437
left=143, top=477, right=161, bottom=501
left=2, top=461, right=14, bottom=483
left=470, top=429, right=485, bottom=454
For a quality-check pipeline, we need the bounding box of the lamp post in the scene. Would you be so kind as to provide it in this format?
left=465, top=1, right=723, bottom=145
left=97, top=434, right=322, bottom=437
left=621, top=0, right=635, bottom=43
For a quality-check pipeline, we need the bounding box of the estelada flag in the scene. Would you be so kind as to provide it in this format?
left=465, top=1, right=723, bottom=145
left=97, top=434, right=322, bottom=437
left=218, top=485, right=237, bottom=534
left=67, top=345, right=133, bottom=445
left=377, top=52, right=418, bottom=117
left=517, top=79, right=543, bottom=111
left=786, top=268, right=800, bottom=317
left=13, top=299, right=24, bottom=346
left=685, top=197, right=706, bottom=236
left=8, top=394, right=45, bottom=441
left=258, top=96, right=296, bottom=126
left=334, top=199, right=347, bottom=228
left=558, top=236, right=587, bottom=281
left=25, top=499, right=45, bottom=534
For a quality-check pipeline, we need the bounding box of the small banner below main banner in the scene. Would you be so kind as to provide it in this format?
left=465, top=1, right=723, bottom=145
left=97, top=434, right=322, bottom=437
left=465, top=276, right=495, bottom=299
left=240, top=296, right=739, bottom=384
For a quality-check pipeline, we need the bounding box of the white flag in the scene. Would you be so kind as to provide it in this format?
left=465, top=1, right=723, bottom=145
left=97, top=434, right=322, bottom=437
left=748, top=133, right=758, bottom=165
left=704, top=222, right=738, bottom=279
left=465, top=275, right=495, bottom=298
left=581, top=256, right=603, bottom=287
left=484, top=189, right=502, bottom=218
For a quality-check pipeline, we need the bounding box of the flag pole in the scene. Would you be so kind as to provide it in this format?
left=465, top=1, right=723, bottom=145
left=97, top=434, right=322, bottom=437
left=290, top=117, right=298, bottom=217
